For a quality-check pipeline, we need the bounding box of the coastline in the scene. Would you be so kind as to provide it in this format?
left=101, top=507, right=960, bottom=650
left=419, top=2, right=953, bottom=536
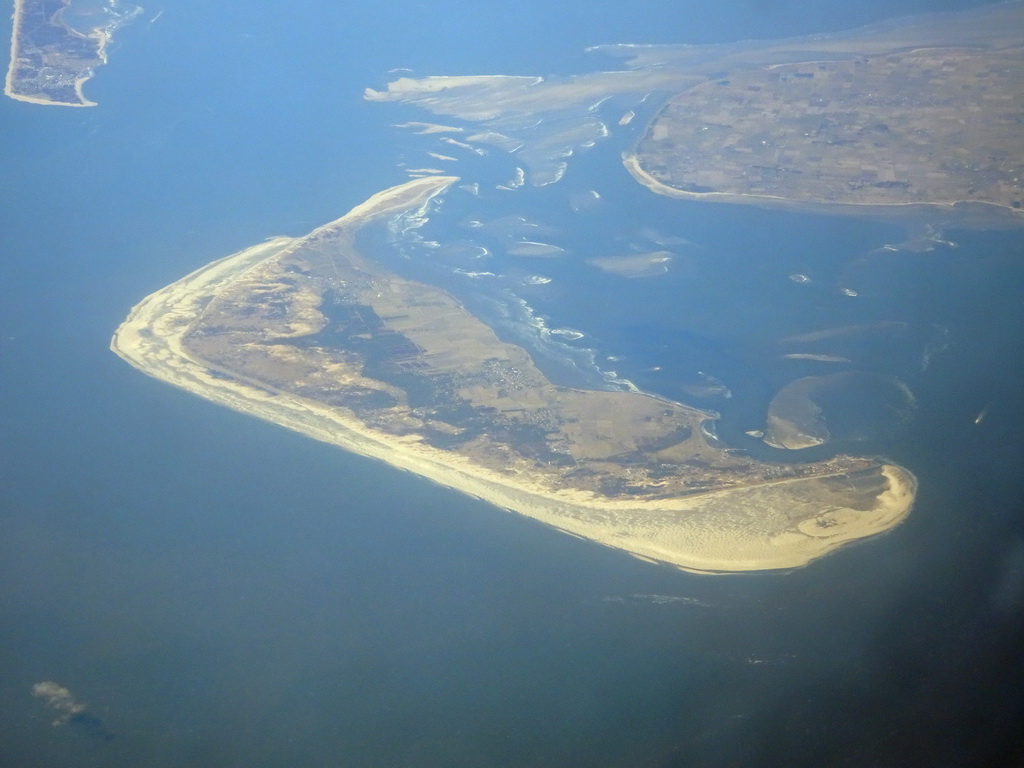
left=112, top=177, right=917, bottom=574
left=4, top=0, right=25, bottom=103
left=4, top=0, right=102, bottom=107
left=622, top=153, right=1024, bottom=224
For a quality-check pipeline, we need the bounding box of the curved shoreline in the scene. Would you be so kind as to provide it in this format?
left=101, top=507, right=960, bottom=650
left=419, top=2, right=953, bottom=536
left=622, top=153, right=1024, bottom=225
left=5, top=0, right=105, bottom=107
left=112, top=176, right=917, bottom=574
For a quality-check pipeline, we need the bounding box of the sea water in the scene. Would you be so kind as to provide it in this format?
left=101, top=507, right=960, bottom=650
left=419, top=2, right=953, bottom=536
left=1, top=0, right=1022, bottom=765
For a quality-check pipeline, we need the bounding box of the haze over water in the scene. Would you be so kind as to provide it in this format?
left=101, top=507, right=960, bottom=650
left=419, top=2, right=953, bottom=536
left=2, top=1, right=1023, bottom=766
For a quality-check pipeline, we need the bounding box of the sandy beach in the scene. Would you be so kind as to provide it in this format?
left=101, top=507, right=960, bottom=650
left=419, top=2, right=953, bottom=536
left=4, top=0, right=27, bottom=103
left=5, top=0, right=104, bottom=107
left=112, top=176, right=917, bottom=574
left=622, top=153, right=1023, bottom=224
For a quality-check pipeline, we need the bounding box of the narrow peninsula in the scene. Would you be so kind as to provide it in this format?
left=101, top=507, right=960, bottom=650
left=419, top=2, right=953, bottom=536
left=112, top=177, right=916, bottom=574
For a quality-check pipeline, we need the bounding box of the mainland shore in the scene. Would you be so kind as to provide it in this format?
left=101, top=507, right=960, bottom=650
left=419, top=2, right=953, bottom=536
left=112, top=176, right=916, bottom=574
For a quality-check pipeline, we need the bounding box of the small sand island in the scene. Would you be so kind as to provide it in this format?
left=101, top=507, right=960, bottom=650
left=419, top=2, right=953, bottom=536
left=5, top=0, right=137, bottom=106
left=112, top=177, right=916, bottom=573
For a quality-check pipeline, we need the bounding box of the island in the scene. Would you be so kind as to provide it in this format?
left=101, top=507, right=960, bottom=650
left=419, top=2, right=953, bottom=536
left=112, top=177, right=916, bottom=574
left=627, top=43, right=1024, bottom=220
left=5, top=0, right=135, bottom=106
left=364, top=2, right=1024, bottom=225
left=620, top=3, right=1024, bottom=223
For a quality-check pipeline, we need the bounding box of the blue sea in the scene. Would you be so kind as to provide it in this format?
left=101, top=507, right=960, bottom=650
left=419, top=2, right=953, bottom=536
left=2, top=1, right=1023, bottom=766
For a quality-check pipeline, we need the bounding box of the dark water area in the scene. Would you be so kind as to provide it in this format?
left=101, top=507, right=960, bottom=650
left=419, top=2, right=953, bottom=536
left=2, top=0, right=1023, bottom=766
